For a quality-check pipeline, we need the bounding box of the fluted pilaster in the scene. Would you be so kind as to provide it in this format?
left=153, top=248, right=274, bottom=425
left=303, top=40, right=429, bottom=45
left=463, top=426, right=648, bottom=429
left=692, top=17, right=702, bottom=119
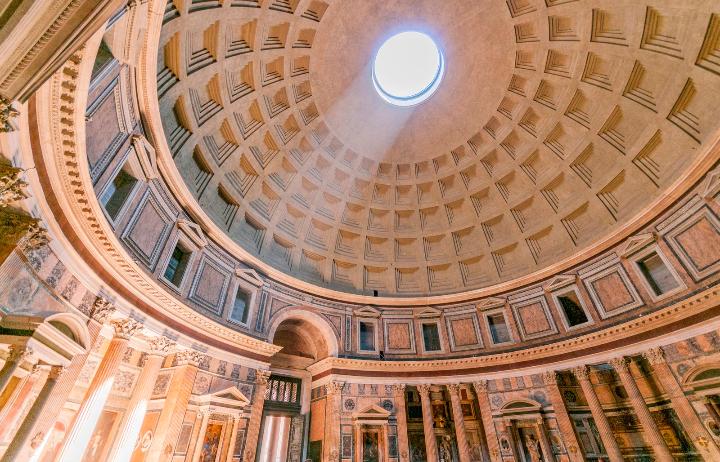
left=447, top=384, right=471, bottom=462
left=392, top=384, right=410, bottom=462
left=244, top=370, right=271, bottom=462
left=541, top=371, right=583, bottom=461
left=323, top=380, right=343, bottom=462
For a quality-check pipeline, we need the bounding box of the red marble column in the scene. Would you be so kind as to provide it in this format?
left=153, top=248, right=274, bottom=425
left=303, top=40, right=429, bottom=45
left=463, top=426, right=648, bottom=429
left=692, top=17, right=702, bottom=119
left=323, top=380, right=343, bottom=462
left=542, top=371, right=583, bottom=461
left=609, top=357, right=673, bottom=462
left=391, top=384, right=411, bottom=462
left=571, top=366, right=623, bottom=462
left=417, top=384, right=438, bottom=462
left=447, top=384, right=471, bottom=462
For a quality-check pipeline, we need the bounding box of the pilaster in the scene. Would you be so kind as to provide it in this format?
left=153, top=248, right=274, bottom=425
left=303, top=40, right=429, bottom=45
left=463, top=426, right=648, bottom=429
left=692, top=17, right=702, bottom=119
left=541, top=371, right=583, bottom=461
left=391, top=384, right=410, bottom=462
left=417, top=384, right=438, bottom=462
left=244, top=370, right=271, bottom=462
left=447, top=384, right=471, bottom=462
left=472, top=380, right=501, bottom=462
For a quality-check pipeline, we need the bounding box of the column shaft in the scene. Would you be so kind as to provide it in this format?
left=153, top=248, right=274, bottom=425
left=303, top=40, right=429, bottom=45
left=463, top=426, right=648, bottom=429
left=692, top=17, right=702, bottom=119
left=534, top=419, right=555, bottom=462
left=0, top=369, right=39, bottom=444
left=0, top=366, right=62, bottom=462
left=473, top=381, right=501, bottom=462
left=225, top=417, right=240, bottom=462
left=145, top=354, right=200, bottom=462
left=644, top=348, right=720, bottom=459
left=107, top=352, right=166, bottom=462
left=417, top=384, right=438, bottom=462
left=610, top=358, right=673, bottom=462
left=392, top=385, right=410, bottom=462
left=244, top=371, right=270, bottom=462
left=447, top=385, right=471, bottom=462
left=542, top=371, right=583, bottom=461
left=0, top=345, right=29, bottom=395
left=323, top=381, right=343, bottom=462
left=572, top=366, right=623, bottom=462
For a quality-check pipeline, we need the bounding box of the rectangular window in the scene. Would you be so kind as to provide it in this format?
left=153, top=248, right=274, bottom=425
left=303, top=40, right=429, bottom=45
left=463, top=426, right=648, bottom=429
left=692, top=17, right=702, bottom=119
left=557, top=292, right=589, bottom=327
left=230, top=288, right=250, bottom=324
left=422, top=323, right=441, bottom=352
left=163, top=245, right=190, bottom=287
left=359, top=321, right=375, bottom=351
left=637, top=252, right=679, bottom=296
left=100, top=167, right=137, bottom=220
left=487, top=313, right=511, bottom=344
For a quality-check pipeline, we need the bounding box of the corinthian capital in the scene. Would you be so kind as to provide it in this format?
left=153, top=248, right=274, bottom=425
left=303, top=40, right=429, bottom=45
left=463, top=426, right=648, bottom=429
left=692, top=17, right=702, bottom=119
left=608, top=357, right=629, bottom=373
left=111, top=318, right=143, bottom=340
left=90, top=297, right=115, bottom=323
left=0, top=163, right=27, bottom=207
left=473, top=380, right=488, bottom=393
left=255, top=369, right=271, bottom=386
left=391, top=383, right=406, bottom=396
left=326, top=380, right=344, bottom=395
left=18, top=221, right=49, bottom=253
left=642, top=347, right=665, bottom=366
left=572, top=365, right=590, bottom=381
left=447, top=383, right=461, bottom=394
left=541, top=370, right=558, bottom=385
left=147, top=336, right=175, bottom=356
left=416, top=383, right=432, bottom=395
left=0, top=95, right=19, bottom=132
left=174, top=349, right=204, bottom=367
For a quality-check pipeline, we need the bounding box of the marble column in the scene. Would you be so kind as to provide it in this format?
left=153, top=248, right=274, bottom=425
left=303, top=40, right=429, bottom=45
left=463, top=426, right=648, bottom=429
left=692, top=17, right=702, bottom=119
left=609, top=357, right=674, bottom=462
left=145, top=349, right=203, bottom=462
left=534, top=418, right=555, bottom=462
left=0, top=366, right=63, bottom=462
left=18, top=298, right=112, bottom=462
left=191, top=410, right=211, bottom=462
left=447, top=384, right=471, bottom=462
left=107, top=336, right=174, bottom=462
left=225, top=415, right=240, bottom=462
left=571, top=366, right=623, bottom=462
left=541, top=371, right=583, bottom=461
left=417, top=384, right=438, bottom=462
left=0, top=365, right=42, bottom=443
left=323, top=380, right=343, bottom=462
left=391, top=384, right=411, bottom=462
left=244, top=370, right=271, bottom=462
left=0, top=345, right=32, bottom=394
left=57, top=318, right=142, bottom=462
left=472, top=381, right=501, bottom=462
left=643, top=347, right=720, bottom=459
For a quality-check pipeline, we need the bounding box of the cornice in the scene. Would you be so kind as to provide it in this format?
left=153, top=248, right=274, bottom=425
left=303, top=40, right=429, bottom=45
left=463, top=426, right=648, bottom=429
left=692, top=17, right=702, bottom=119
left=306, top=284, right=720, bottom=380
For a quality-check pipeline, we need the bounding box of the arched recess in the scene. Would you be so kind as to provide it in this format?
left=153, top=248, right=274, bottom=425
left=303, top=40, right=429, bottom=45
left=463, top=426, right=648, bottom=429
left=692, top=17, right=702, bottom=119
left=45, top=312, right=91, bottom=350
left=267, top=308, right=339, bottom=369
left=683, top=364, right=720, bottom=385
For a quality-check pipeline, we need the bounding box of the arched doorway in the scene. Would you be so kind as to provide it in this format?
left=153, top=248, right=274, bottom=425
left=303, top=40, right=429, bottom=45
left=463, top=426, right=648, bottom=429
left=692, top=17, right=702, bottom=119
left=268, top=310, right=338, bottom=369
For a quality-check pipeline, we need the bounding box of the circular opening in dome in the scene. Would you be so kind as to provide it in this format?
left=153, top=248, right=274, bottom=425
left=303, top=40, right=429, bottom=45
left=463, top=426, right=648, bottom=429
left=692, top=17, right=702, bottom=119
left=372, top=31, right=444, bottom=107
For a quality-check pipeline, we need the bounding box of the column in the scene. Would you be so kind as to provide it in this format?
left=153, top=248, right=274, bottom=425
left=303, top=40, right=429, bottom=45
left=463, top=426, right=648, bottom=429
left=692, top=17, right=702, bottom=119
left=534, top=418, right=555, bottom=462
left=644, top=347, right=720, bottom=459
left=0, top=366, right=63, bottom=462
left=609, top=357, right=674, bottom=462
left=190, top=410, right=211, bottom=462
left=57, top=318, right=141, bottom=462
left=473, top=381, right=501, bottom=462
left=225, top=415, right=240, bottom=462
left=541, top=371, right=583, bottom=461
left=571, top=366, right=623, bottom=462
left=107, top=336, right=175, bottom=462
left=417, top=384, right=438, bottom=462
left=0, top=365, right=42, bottom=443
left=0, top=345, right=32, bottom=394
left=447, top=384, right=471, bottom=462
left=323, top=380, right=343, bottom=462
left=391, top=384, right=410, bottom=462
left=244, top=370, right=271, bottom=462
left=145, top=349, right=203, bottom=462
left=18, top=297, right=112, bottom=462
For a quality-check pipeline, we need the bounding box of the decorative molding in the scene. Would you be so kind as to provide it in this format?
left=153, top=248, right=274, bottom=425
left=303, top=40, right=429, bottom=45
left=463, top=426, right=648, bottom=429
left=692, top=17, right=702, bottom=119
left=618, top=232, right=656, bottom=258
left=0, top=95, right=19, bottom=132
left=110, top=318, right=143, bottom=339
left=90, top=297, right=116, bottom=323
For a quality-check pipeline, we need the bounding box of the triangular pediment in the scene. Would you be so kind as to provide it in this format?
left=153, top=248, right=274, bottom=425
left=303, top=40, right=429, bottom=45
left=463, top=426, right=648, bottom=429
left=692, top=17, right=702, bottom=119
left=236, top=268, right=264, bottom=287
left=354, top=404, right=391, bottom=419
left=177, top=219, right=208, bottom=248
left=354, top=306, right=381, bottom=318
left=131, top=135, right=158, bottom=180
left=544, top=274, right=576, bottom=292
left=618, top=232, right=656, bottom=258
left=197, top=386, right=250, bottom=408
left=703, top=166, right=720, bottom=199
left=476, top=297, right=506, bottom=311
left=414, top=307, right=441, bottom=318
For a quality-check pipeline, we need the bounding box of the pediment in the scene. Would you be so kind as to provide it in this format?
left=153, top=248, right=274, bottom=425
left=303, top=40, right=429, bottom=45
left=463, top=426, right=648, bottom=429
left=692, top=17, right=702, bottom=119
left=131, top=135, right=158, bottom=180
left=544, top=274, right=576, bottom=292
left=618, top=232, right=656, bottom=258
left=236, top=268, right=264, bottom=287
left=177, top=219, right=208, bottom=248
left=476, top=297, right=506, bottom=311
left=354, top=306, right=381, bottom=318
left=354, top=404, right=391, bottom=419
left=198, top=386, right=250, bottom=407
left=414, top=307, right=442, bottom=318
left=703, top=166, right=720, bottom=199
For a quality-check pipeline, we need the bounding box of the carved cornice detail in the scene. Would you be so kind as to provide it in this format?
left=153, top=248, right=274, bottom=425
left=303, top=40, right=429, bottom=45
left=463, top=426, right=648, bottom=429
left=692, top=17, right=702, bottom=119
left=110, top=318, right=142, bottom=339
left=147, top=336, right=175, bottom=356
left=0, top=162, right=27, bottom=206
left=0, top=95, right=19, bottom=132
left=90, top=297, right=115, bottom=323
left=572, top=365, right=590, bottom=382
left=254, top=369, right=271, bottom=386
left=642, top=347, right=665, bottom=366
